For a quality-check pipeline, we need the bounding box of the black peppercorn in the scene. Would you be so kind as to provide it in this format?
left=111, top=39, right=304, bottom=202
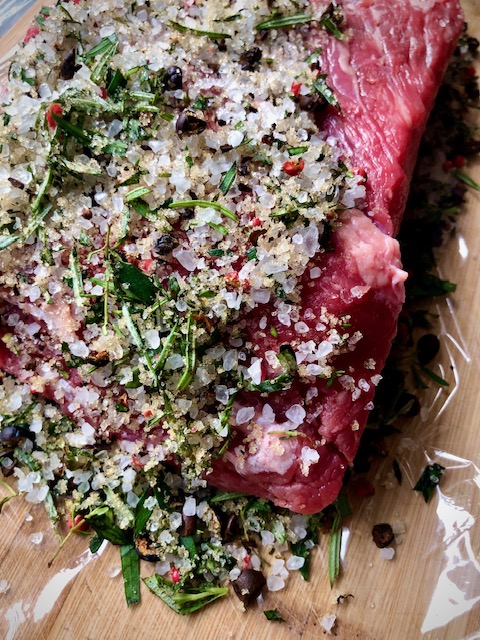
left=154, top=234, right=178, bottom=255
left=60, top=50, right=80, bottom=80
left=232, top=569, right=266, bottom=605
left=239, top=47, right=262, bottom=71
left=372, top=523, right=394, bottom=548
left=175, top=110, right=207, bottom=136
left=163, top=65, right=183, bottom=90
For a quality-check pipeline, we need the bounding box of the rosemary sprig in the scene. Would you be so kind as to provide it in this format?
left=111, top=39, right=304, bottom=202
left=169, top=199, right=238, bottom=222
left=168, top=20, right=232, bottom=40
left=256, top=13, right=312, bottom=31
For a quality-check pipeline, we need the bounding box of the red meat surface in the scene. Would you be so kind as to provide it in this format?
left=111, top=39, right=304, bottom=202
left=0, top=0, right=464, bottom=515
left=207, top=0, right=464, bottom=513
left=314, top=0, right=464, bottom=236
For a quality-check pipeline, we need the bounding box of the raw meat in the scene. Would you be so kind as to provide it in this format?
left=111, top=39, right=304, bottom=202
left=208, top=0, right=463, bottom=513
left=0, top=0, right=464, bottom=517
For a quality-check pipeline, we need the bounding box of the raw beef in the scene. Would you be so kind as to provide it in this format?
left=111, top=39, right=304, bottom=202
left=208, top=0, right=463, bottom=513
left=0, top=0, right=464, bottom=517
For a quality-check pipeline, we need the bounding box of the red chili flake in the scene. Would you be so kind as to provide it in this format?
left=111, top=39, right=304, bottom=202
left=67, top=514, right=88, bottom=532
left=170, top=566, right=181, bottom=583
left=443, top=160, right=454, bottom=172
left=131, top=455, right=144, bottom=469
left=100, top=87, right=108, bottom=99
left=465, top=66, right=477, bottom=78
left=291, top=81, right=302, bottom=96
left=143, top=409, right=153, bottom=418
left=46, top=104, right=63, bottom=130
left=453, top=155, right=465, bottom=169
left=138, top=258, right=154, bottom=273
left=242, top=555, right=251, bottom=570
left=252, top=217, right=261, bottom=227
left=73, top=0, right=81, bottom=4
left=24, top=25, right=40, bottom=43
left=351, top=166, right=367, bottom=181
left=225, top=271, right=240, bottom=286
left=283, top=159, right=305, bottom=177
left=351, top=476, right=375, bottom=498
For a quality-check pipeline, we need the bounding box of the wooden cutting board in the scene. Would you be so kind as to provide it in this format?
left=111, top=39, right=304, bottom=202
left=1, top=3, right=479, bottom=639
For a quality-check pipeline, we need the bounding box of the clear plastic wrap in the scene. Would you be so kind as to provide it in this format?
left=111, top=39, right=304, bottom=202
left=0, top=2, right=479, bottom=639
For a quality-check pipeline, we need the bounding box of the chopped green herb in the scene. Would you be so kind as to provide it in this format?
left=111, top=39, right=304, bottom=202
left=113, top=260, right=157, bottom=305
left=287, top=146, right=309, bottom=156
left=312, top=75, right=341, bottom=110
left=453, top=169, right=480, bottom=191
left=219, top=161, right=237, bottom=196
left=256, top=13, right=312, bottom=31
left=120, top=544, right=141, bottom=606
left=264, top=609, right=285, bottom=622
left=413, top=463, right=445, bottom=502
left=144, top=575, right=228, bottom=614
left=125, top=186, right=152, bottom=202
left=169, top=199, right=238, bottom=222
left=319, top=3, right=345, bottom=40
left=168, top=20, right=232, bottom=40
left=290, top=540, right=311, bottom=581
left=83, top=35, right=119, bottom=60
left=328, top=512, right=342, bottom=588
left=85, top=505, right=131, bottom=545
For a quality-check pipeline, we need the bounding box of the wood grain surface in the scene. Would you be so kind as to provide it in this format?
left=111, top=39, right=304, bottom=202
left=0, top=2, right=479, bottom=639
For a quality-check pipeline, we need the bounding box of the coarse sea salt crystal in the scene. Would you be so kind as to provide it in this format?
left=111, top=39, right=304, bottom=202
left=183, top=497, right=196, bottom=517
left=267, top=575, right=285, bottom=592
left=156, top=560, right=170, bottom=576
left=229, top=567, right=241, bottom=581
left=286, top=555, right=305, bottom=570
left=247, top=359, right=262, bottom=385
left=236, top=406, right=255, bottom=425
left=227, top=130, right=244, bottom=147
left=100, top=25, right=116, bottom=37
left=285, top=404, right=306, bottom=425
left=29, top=286, right=41, bottom=302
left=321, top=614, right=337, bottom=633
left=223, top=350, right=237, bottom=371
left=5, top=394, right=22, bottom=412
left=251, top=288, right=270, bottom=304
left=160, top=530, right=174, bottom=544
left=295, top=322, right=309, bottom=334
left=165, top=354, right=184, bottom=370
left=380, top=547, right=395, bottom=560
left=70, top=340, right=89, bottom=358
left=260, top=530, right=275, bottom=546
left=29, top=532, right=43, bottom=545
left=169, top=512, right=182, bottom=530
left=172, top=247, right=197, bottom=271
left=144, top=329, right=160, bottom=349
left=262, top=403, right=275, bottom=422
left=108, top=565, right=122, bottom=578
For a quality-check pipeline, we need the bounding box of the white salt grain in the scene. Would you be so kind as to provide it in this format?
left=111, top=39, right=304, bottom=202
left=266, top=575, right=285, bottom=592
left=108, top=565, right=122, bottom=578
left=285, top=404, right=306, bottom=425
left=286, top=555, right=305, bottom=570
left=321, top=614, right=337, bottom=633
left=380, top=547, right=396, bottom=560
left=235, top=406, right=255, bottom=425
left=183, top=497, right=196, bottom=517
left=29, top=532, right=43, bottom=545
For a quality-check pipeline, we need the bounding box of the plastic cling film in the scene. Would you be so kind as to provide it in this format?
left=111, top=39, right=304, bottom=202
left=396, top=443, right=480, bottom=636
